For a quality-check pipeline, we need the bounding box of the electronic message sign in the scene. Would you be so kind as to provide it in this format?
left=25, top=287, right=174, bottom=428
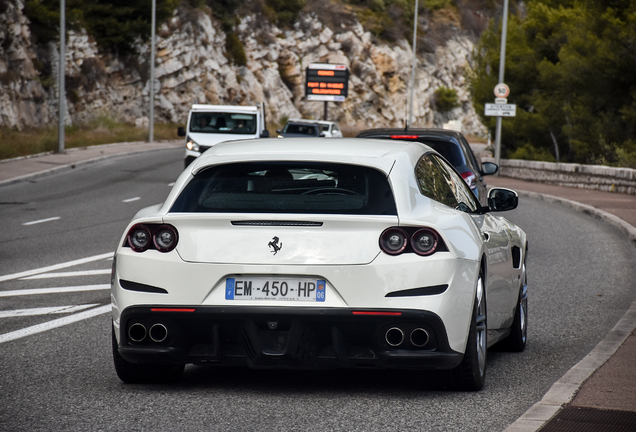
left=305, top=64, right=349, bottom=102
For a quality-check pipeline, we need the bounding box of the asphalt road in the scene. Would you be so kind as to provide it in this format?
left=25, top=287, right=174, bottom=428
left=1, top=148, right=636, bottom=432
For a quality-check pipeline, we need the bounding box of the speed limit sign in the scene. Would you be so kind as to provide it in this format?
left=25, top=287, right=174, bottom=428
left=494, top=83, right=510, bottom=98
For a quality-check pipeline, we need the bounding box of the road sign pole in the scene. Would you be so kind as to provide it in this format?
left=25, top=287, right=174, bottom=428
left=148, top=0, right=156, bottom=142
left=494, top=0, right=509, bottom=170
left=495, top=116, right=502, bottom=165
left=408, top=0, right=418, bottom=129
left=57, top=0, right=65, bottom=154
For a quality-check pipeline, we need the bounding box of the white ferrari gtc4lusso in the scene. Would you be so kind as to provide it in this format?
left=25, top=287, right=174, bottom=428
left=111, top=138, right=528, bottom=390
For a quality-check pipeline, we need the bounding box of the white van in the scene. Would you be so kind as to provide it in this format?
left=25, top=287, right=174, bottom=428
left=178, top=104, right=269, bottom=167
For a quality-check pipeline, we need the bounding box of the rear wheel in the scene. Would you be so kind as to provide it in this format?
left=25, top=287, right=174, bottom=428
left=499, top=260, right=528, bottom=352
left=450, top=273, right=487, bottom=391
left=112, top=326, right=184, bottom=384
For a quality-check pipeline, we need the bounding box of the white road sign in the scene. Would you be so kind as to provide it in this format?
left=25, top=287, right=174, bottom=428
left=494, top=83, right=510, bottom=98
left=485, top=103, right=516, bottom=117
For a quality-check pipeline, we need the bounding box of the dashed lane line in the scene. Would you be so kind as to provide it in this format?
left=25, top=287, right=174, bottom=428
left=0, top=252, right=113, bottom=283
left=0, top=304, right=111, bottom=344
left=0, top=304, right=99, bottom=318
left=22, top=216, right=61, bottom=226
left=0, top=284, right=110, bottom=297
left=20, top=269, right=112, bottom=280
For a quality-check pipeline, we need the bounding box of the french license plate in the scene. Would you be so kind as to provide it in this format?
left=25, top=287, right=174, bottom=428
left=225, top=277, right=326, bottom=302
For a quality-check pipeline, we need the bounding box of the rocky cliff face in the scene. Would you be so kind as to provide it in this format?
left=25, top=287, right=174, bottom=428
left=0, top=1, right=486, bottom=136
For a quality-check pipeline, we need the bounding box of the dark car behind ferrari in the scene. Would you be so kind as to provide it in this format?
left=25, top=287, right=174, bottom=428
left=356, top=128, right=498, bottom=206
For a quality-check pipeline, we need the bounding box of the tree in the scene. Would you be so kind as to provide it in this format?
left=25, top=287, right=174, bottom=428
left=24, top=0, right=179, bottom=54
left=470, top=0, right=636, bottom=166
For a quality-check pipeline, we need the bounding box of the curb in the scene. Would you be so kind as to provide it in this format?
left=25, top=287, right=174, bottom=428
left=503, top=190, right=636, bottom=432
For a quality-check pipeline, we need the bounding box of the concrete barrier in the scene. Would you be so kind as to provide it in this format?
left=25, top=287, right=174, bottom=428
left=482, top=157, right=636, bottom=195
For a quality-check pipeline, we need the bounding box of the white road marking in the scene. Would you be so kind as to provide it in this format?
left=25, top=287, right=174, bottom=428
left=0, top=284, right=110, bottom=297
left=123, top=197, right=140, bottom=203
left=0, top=252, right=113, bottom=282
left=23, top=216, right=61, bottom=226
left=0, top=304, right=99, bottom=318
left=20, top=269, right=112, bottom=280
left=0, top=304, right=111, bottom=344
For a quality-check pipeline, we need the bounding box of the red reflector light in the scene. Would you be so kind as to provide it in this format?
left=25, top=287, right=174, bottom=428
left=150, top=308, right=196, bottom=312
left=390, top=135, right=419, bottom=139
left=352, top=311, right=403, bottom=316
left=460, top=171, right=477, bottom=190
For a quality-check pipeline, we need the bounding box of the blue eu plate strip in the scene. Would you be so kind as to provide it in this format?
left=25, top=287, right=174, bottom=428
left=317, top=280, right=326, bottom=302
left=225, top=278, right=235, bottom=300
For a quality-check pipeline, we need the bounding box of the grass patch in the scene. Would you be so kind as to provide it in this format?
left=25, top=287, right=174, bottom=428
left=0, top=118, right=181, bottom=160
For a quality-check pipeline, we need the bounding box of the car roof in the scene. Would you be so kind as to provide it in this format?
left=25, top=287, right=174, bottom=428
left=356, top=128, right=478, bottom=171
left=191, top=104, right=258, bottom=113
left=287, top=118, right=336, bottom=125
left=356, top=128, right=463, bottom=141
left=191, top=138, right=430, bottom=174
left=285, top=120, right=320, bottom=126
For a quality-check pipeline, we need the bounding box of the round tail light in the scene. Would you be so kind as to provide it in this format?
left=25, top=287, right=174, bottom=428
left=128, top=225, right=152, bottom=252
left=380, top=228, right=408, bottom=255
left=153, top=225, right=178, bottom=252
left=411, top=229, right=438, bottom=256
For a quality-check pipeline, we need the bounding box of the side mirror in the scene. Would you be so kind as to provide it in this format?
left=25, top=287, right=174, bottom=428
left=488, top=188, right=518, bottom=212
left=275, top=129, right=281, bottom=134
left=481, top=162, right=498, bottom=175
left=177, top=127, right=186, bottom=137
left=261, top=130, right=270, bottom=138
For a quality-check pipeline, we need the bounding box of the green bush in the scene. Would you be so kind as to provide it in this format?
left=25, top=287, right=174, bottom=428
left=24, top=0, right=179, bottom=54
left=266, top=0, right=306, bottom=26
left=507, top=142, right=556, bottom=162
left=434, top=86, right=460, bottom=112
left=225, top=32, right=247, bottom=66
left=615, top=141, right=636, bottom=169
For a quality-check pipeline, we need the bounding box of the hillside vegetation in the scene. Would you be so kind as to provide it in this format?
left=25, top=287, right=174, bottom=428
left=471, top=0, right=636, bottom=167
left=22, top=0, right=495, bottom=55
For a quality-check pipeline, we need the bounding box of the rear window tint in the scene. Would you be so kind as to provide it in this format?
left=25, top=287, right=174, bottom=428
left=189, top=112, right=256, bottom=135
left=170, top=162, right=397, bottom=215
left=416, top=139, right=464, bottom=167
left=283, top=124, right=319, bottom=135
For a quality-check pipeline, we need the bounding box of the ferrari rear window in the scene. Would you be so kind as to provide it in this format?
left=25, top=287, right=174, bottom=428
left=170, top=162, right=398, bottom=215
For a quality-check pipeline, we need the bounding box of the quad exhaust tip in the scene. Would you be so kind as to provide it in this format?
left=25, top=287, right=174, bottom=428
left=410, top=328, right=429, bottom=347
left=385, top=327, right=405, bottom=347
left=149, top=323, right=168, bottom=343
left=128, top=323, right=168, bottom=343
left=128, top=323, right=147, bottom=343
left=385, top=327, right=430, bottom=348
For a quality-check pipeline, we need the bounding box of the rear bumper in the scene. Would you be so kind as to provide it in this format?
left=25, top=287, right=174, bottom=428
left=116, top=305, right=463, bottom=370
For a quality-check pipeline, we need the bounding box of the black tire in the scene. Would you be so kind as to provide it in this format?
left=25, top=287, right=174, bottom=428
left=112, top=326, right=184, bottom=384
left=450, top=273, right=487, bottom=391
left=499, top=260, right=528, bottom=352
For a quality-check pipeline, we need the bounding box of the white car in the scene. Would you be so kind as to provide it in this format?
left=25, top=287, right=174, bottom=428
left=316, top=120, right=343, bottom=137
left=111, top=138, right=528, bottom=390
left=278, top=119, right=343, bottom=138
